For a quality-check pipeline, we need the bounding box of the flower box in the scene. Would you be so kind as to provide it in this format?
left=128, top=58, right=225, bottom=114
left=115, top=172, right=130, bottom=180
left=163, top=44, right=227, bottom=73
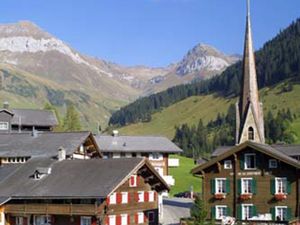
left=274, top=193, right=287, bottom=201
left=240, top=194, right=252, bottom=200
left=214, top=193, right=226, bottom=199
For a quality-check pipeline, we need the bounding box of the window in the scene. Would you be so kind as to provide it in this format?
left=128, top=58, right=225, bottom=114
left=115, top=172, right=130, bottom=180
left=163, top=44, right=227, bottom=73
left=16, top=217, right=23, bottom=225
left=0, top=122, right=8, bottom=130
left=248, top=127, right=254, bottom=140
left=109, top=215, right=116, bottom=225
left=138, top=191, right=144, bottom=202
left=129, top=175, right=137, bottom=187
left=269, top=159, right=277, bottom=169
left=241, top=178, right=254, bottom=194
left=132, top=153, right=137, bottom=157
left=244, top=154, right=256, bottom=170
left=242, top=204, right=254, bottom=220
left=215, top=205, right=227, bottom=220
left=137, top=212, right=144, bottom=224
left=275, top=206, right=288, bottom=221
left=148, top=191, right=155, bottom=202
left=147, top=211, right=155, bottom=223
left=275, top=178, right=287, bottom=194
left=109, top=193, right=117, bottom=204
left=81, top=217, right=91, bottom=225
left=121, top=214, right=128, bottom=225
left=121, top=192, right=128, bottom=204
left=149, top=153, right=163, bottom=161
left=34, top=215, right=51, bottom=225
left=121, top=152, right=126, bottom=158
left=215, top=178, right=226, bottom=194
left=224, top=160, right=232, bottom=169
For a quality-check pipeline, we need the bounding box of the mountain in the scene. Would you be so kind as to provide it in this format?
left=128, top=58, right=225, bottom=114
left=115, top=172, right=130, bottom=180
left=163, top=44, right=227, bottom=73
left=0, top=21, right=237, bottom=129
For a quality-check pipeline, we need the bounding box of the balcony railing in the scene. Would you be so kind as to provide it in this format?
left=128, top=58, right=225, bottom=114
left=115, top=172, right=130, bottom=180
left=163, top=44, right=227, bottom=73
left=4, top=203, right=103, bottom=216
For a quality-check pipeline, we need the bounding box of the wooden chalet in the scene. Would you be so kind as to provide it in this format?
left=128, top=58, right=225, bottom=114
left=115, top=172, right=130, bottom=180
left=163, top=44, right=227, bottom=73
left=0, top=157, right=169, bottom=225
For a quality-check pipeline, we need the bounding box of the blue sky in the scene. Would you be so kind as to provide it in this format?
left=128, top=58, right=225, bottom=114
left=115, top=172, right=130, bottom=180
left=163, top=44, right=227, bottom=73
left=1, top=0, right=299, bottom=67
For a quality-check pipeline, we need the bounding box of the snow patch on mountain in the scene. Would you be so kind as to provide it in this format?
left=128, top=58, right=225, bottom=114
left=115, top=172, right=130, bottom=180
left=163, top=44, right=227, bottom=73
left=0, top=36, right=114, bottom=77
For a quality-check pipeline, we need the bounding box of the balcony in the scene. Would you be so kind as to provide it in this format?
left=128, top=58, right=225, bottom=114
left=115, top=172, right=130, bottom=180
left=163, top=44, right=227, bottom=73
left=168, top=158, right=179, bottom=167
left=4, top=203, right=103, bottom=216
left=163, top=175, right=175, bottom=186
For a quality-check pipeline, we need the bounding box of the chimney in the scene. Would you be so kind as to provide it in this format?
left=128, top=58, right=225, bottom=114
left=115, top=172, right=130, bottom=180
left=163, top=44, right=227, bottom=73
left=58, top=147, right=66, bottom=161
left=3, top=101, right=9, bottom=109
left=112, top=130, right=119, bottom=137
left=32, top=127, right=38, bottom=137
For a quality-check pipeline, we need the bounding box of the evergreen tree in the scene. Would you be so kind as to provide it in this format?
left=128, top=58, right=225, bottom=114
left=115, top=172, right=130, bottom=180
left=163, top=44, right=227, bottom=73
left=63, top=104, right=82, bottom=131
left=190, top=196, right=208, bottom=225
left=43, top=102, right=62, bottom=131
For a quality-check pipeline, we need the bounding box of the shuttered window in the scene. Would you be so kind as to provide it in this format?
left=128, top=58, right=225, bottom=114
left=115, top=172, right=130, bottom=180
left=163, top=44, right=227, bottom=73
left=215, top=205, right=228, bottom=219
left=211, top=178, right=230, bottom=194
left=121, top=192, right=128, bottom=204
left=136, top=212, right=144, bottom=224
left=240, top=178, right=256, bottom=194
left=81, top=216, right=91, bottom=225
left=108, top=215, right=116, bottom=225
left=138, top=191, right=144, bottom=202
left=109, top=193, right=117, bottom=205
left=148, top=191, right=155, bottom=202
left=272, top=177, right=291, bottom=194
left=271, top=206, right=292, bottom=221
left=120, top=214, right=128, bottom=225
left=240, top=204, right=257, bottom=220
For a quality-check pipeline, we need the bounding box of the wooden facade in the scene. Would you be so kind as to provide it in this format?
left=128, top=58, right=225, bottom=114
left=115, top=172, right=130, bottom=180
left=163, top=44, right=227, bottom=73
left=192, top=142, right=300, bottom=222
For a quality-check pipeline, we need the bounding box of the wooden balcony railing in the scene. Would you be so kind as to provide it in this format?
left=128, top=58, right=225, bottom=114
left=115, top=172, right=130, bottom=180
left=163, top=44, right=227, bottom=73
left=4, top=204, right=103, bottom=216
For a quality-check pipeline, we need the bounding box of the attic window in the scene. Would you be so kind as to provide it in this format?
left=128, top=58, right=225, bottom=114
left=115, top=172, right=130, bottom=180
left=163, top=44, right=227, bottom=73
left=33, top=167, right=52, bottom=180
left=248, top=127, right=254, bottom=140
left=0, top=122, right=8, bottom=130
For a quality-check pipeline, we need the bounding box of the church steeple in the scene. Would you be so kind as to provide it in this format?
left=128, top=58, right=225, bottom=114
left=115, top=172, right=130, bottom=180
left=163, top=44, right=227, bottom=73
left=236, top=0, right=265, bottom=144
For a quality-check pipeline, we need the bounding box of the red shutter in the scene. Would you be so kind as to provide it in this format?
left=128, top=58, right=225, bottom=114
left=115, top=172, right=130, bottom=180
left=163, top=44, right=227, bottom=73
left=116, top=215, right=121, bottom=225
left=154, top=192, right=157, bottom=201
left=92, top=217, right=97, bottom=225
left=127, top=215, right=130, bottom=225
left=10, top=217, right=15, bottom=225
left=24, top=217, right=28, bottom=225
left=116, top=193, right=122, bottom=204
left=135, top=192, right=139, bottom=202
left=106, top=196, right=110, bottom=205
left=135, top=213, right=138, bottom=224
left=105, top=216, right=109, bottom=225
left=144, top=192, right=149, bottom=202
left=130, top=176, right=134, bottom=186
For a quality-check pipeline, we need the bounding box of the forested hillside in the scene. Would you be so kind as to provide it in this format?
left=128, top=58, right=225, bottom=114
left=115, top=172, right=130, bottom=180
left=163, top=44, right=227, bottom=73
left=109, top=18, right=300, bottom=127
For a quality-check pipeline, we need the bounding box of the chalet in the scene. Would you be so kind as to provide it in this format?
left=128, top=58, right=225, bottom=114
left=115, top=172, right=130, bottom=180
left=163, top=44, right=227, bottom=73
left=0, top=157, right=169, bottom=225
left=0, top=131, right=101, bottom=164
left=0, top=105, right=58, bottom=133
left=95, top=133, right=182, bottom=186
left=192, top=0, right=300, bottom=223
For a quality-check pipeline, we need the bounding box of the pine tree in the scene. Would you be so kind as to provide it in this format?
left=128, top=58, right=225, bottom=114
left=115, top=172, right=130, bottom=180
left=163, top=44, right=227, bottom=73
left=190, top=196, right=208, bottom=225
left=63, top=104, right=82, bottom=131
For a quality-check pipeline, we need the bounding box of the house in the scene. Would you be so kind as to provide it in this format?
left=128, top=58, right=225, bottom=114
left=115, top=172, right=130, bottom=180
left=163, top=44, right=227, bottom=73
left=0, top=157, right=169, bottom=225
left=0, top=131, right=101, bottom=164
left=0, top=105, right=58, bottom=133
left=95, top=133, right=182, bottom=186
left=192, top=0, right=300, bottom=222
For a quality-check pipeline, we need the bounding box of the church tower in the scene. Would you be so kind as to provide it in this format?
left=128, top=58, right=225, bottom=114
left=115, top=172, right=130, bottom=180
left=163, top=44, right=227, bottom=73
left=236, top=0, right=265, bottom=144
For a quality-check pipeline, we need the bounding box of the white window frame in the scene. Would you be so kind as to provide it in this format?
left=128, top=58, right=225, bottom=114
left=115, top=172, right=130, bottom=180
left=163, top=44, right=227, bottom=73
left=0, top=122, right=8, bottom=130
left=80, top=216, right=91, bottom=225
left=149, top=153, right=163, bottom=161
left=215, top=205, right=227, bottom=220
left=109, top=193, right=117, bottom=204
left=121, top=192, right=128, bottom=204
left=148, top=191, right=155, bottom=202
left=121, top=214, right=128, bottom=225
left=275, top=206, right=288, bottom=221
left=109, top=215, right=116, bottom=225
left=269, top=159, right=278, bottom=169
left=224, top=160, right=232, bottom=169
left=215, top=178, right=226, bottom=194
left=16, top=217, right=23, bottom=225
left=137, top=212, right=144, bottom=224
left=34, top=215, right=51, bottom=225
left=138, top=191, right=144, bottom=202
left=129, top=175, right=137, bottom=187
left=275, top=177, right=287, bottom=194
left=147, top=211, right=155, bottom=223
left=244, top=153, right=256, bottom=170
left=241, top=178, right=253, bottom=194
left=241, top=204, right=253, bottom=220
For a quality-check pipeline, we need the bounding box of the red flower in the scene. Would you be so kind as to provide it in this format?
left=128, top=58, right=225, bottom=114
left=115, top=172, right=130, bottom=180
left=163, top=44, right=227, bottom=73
left=214, top=193, right=226, bottom=199
left=274, top=193, right=287, bottom=201
left=240, top=194, right=252, bottom=200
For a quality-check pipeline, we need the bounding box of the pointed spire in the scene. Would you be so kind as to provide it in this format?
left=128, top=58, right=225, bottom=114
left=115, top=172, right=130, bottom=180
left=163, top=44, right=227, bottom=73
left=236, top=0, right=265, bottom=144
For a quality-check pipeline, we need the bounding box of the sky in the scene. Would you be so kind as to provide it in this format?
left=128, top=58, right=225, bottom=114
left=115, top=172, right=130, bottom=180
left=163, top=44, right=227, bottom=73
left=0, top=0, right=300, bottom=67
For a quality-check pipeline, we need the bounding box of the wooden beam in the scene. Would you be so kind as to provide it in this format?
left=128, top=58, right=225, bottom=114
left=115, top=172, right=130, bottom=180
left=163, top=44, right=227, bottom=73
left=144, top=175, right=154, bottom=182
left=217, top=161, right=222, bottom=172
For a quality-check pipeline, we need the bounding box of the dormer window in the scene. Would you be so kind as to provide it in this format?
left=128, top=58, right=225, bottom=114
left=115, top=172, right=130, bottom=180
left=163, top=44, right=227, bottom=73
left=248, top=127, right=254, bottom=140
left=33, top=167, right=52, bottom=180
left=0, top=122, right=8, bottom=130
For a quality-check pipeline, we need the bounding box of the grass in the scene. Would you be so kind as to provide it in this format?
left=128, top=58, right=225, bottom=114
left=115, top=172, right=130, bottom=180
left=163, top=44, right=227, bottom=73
left=118, top=83, right=300, bottom=139
left=169, top=155, right=201, bottom=197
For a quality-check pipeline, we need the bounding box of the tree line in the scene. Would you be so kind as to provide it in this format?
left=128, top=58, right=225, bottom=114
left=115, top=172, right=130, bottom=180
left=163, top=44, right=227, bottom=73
left=172, top=105, right=297, bottom=158
left=109, top=18, right=300, bottom=127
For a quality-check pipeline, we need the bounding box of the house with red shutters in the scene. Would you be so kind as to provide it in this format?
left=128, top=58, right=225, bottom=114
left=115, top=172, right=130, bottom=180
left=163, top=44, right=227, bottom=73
left=0, top=157, right=169, bottom=225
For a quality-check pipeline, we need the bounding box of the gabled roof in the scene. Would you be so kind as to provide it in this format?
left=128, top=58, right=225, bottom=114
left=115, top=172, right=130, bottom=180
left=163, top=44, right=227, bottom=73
left=0, top=131, right=96, bottom=157
left=192, top=141, right=300, bottom=174
left=11, top=109, right=58, bottom=127
left=95, top=135, right=182, bottom=153
left=0, top=109, right=14, bottom=116
left=0, top=157, right=169, bottom=199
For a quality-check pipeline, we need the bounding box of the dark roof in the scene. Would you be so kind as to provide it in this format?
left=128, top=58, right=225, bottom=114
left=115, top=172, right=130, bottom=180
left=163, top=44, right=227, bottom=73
left=192, top=141, right=300, bottom=174
left=212, top=144, right=300, bottom=157
left=0, top=109, right=14, bottom=116
left=10, top=109, right=58, bottom=127
left=96, top=135, right=182, bottom=153
left=0, top=132, right=92, bottom=157
left=0, top=164, right=22, bottom=181
left=0, top=157, right=168, bottom=199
